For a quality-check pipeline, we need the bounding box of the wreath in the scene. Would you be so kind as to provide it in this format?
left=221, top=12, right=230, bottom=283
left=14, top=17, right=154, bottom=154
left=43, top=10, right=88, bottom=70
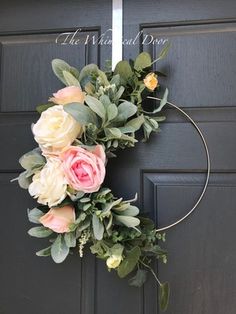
left=15, top=45, right=171, bottom=311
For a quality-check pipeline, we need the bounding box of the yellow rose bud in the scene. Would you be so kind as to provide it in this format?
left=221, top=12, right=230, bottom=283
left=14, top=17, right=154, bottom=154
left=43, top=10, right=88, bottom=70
left=106, top=255, right=122, bottom=269
left=143, top=72, right=158, bottom=91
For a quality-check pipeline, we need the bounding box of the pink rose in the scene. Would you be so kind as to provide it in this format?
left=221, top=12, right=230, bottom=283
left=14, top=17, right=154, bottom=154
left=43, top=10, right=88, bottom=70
left=60, top=145, right=106, bottom=193
left=39, top=205, right=76, bottom=233
left=49, top=86, right=85, bottom=105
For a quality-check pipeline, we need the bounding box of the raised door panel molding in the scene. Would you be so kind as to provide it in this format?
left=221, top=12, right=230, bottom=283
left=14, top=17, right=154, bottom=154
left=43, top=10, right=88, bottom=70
left=141, top=22, right=236, bottom=108
left=0, top=174, right=82, bottom=314
left=0, top=30, right=99, bottom=112
left=141, top=171, right=236, bottom=313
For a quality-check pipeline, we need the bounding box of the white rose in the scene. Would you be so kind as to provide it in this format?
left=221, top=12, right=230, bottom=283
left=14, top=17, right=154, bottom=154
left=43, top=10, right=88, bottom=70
left=28, top=158, right=67, bottom=207
left=32, top=105, right=82, bottom=155
left=106, top=255, right=122, bottom=269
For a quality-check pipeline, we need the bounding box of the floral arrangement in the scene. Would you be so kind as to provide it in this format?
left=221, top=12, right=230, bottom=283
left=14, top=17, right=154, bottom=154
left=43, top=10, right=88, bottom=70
left=16, top=45, right=170, bottom=311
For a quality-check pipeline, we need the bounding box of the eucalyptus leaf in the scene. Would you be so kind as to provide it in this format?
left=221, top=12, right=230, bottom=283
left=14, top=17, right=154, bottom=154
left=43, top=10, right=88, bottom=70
left=152, top=42, right=171, bottom=64
left=107, top=103, right=118, bottom=121
left=110, top=74, right=120, bottom=85
left=85, top=95, right=106, bottom=120
left=28, top=226, right=53, bottom=238
left=119, top=115, right=145, bottom=133
left=114, top=86, right=125, bottom=101
left=117, top=246, right=141, bottom=278
left=79, top=64, right=99, bottom=81
left=101, top=197, right=123, bottom=217
left=64, top=102, right=98, bottom=126
left=99, top=95, right=111, bottom=109
left=64, top=232, right=76, bottom=248
left=77, top=217, right=91, bottom=233
left=84, top=82, right=95, bottom=94
left=143, top=121, right=153, bottom=140
left=17, top=171, right=32, bottom=189
left=114, top=61, right=133, bottom=84
left=52, top=59, right=79, bottom=85
left=36, top=246, right=52, bottom=257
left=104, top=128, right=122, bottom=139
left=153, top=88, right=169, bottom=113
left=121, top=205, right=139, bottom=217
left=114, top=215, right=140, bottom=228
left=19, top=148, right=45, bottom=171
left=51, top=234, right=70, bottom=263
left=27, top=207, right=44, bottom=224
left=134, top=52, right=152, bottom=71
left=63, top=70, right=81, bottom=87
left=79, top=64, right=109, bottom=86
left=129, top=269, right=148, bottom=287
left=110, top=244, right=124, bottom=256
left=116, top=101, right=137, bottom=122
left=92, top=214, right=104, bottom=240
left=159, top=282, right=170, bottom=312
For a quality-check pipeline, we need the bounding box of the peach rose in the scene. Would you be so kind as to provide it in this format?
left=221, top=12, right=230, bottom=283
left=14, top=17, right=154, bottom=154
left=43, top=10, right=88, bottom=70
left=49, top=86, right=85, bottom=105
left=60, top=145, right=106, bottom=193
left=143, top=72, right=158, bottom=91
left=39, top=205, right=76, bottom=233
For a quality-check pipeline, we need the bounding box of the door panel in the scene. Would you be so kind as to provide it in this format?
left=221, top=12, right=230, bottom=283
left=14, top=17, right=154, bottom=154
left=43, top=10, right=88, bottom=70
left=1, top=1, right=236, bottom=314
left=0, top=1, right=111, bottom=314
left=106, top=1, right=236, bottom=313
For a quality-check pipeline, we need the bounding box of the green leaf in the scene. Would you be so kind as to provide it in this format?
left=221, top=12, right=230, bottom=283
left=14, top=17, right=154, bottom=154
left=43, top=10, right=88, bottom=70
left=64, top=232, right=76, bottom=248
left=99, top=95, right=111, bottom=109
left=36, top=246, right=51, bottom=257
left=36, top=103, right=55, bottom=114
left=143, top=121, right=153, bottom=140
left=142, top=245, right=167, bottom=258
left=114, top=86, right=125, bottom=101
left=63, top=70, right=81, bottom=87
left=117, top=247, right=141, bottom=278
left=110, top=243, right=124, bottom=256
left=129, top=269, right=148, bottom=287
left=51, top=235, right=70, bottom=263
left=116, top=101, right=137, bottom=122
left=64, top=102, right=98, bottom=126
left=114, top=215, right=140, bottom=228
left=19, top=148, right=45, bottom=171
left=159, top=282, right=170, bottom=312
left=52, top=59, right=79, bottom=85
left=120, top=115, right=145, bottom=133
left=79, top=197, right=91, bottom=203
left=28, top=226, right=53, bottom=238
left=76, top=216, right=91, bottom=233
left=92, top=214, right=104, bottom=240
left=79, top=64, right=109, bottom=86
left=27, top=207, right=44, bottom=224
left=84, top=82, right=95, bottom=94
left=110, top=74, right=120, bottom=85
left=121, top=205, right=139, bottom=217
left=104, top=127, right=122, bottom=139
left=79, top=64, right=99, bottom=81
left=134, top=52, right=152, bottom=71
left=153, top=88, right=169, bottom=113
left=107, top=103, right=118, bottom=121
left=153, top=42, right=171, bottom=64
left=85, top=95, right=106, bottom=120
left=100, top=198, right=123, bottom=217
left=17, top=171, right=32, bottom=189
left=114, top=61, right=133, bottom=84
